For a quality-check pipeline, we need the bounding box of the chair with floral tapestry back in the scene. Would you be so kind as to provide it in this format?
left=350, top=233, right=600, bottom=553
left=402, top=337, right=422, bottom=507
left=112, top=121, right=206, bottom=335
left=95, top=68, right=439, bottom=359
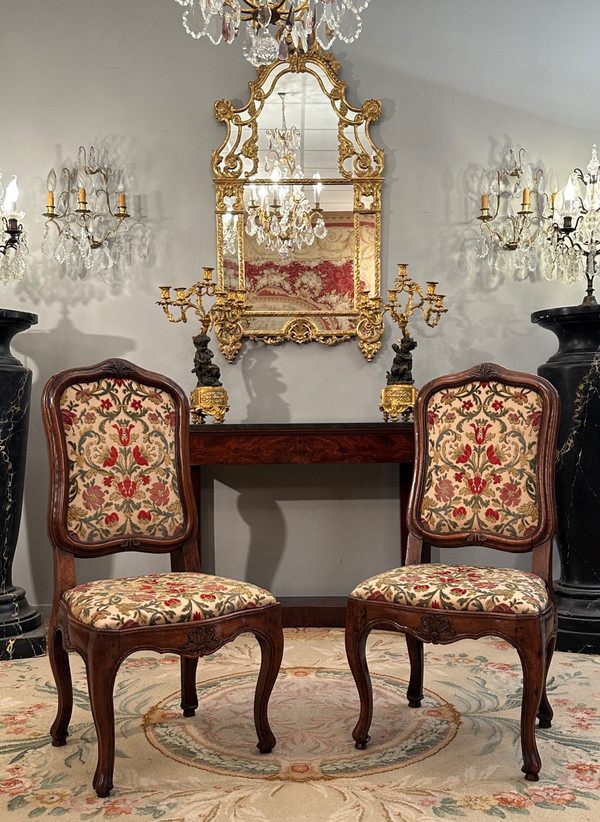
left=345, top=362, right=559, bottom=781
left=42, top=358, right=283, bottom=797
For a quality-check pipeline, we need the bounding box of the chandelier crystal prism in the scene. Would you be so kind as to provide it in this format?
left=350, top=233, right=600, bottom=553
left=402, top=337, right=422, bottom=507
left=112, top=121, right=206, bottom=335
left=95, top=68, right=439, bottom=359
left=245, top=92, right=327, bottom=257
left=174, top=0, right=372, bottom=65
left=477, top=145, right=600, bottom=304
left=0, top=170, right=27, bottom=284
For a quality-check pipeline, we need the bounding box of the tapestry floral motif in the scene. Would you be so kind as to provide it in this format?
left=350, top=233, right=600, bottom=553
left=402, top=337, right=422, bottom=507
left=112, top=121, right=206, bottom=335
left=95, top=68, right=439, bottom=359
left=420, top=380, right=543, bottom=537
left=63, top=572, right=277, bottom=629
left=60, top=379, right=184, bottom=541
left=351, top=563, right=550, bottom=614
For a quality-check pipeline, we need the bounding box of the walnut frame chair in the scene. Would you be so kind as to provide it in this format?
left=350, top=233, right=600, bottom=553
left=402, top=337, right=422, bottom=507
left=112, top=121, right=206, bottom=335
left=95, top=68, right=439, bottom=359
left=42, top=358, right=283, bottom=797
left=345, top=362, right=559, bottom=781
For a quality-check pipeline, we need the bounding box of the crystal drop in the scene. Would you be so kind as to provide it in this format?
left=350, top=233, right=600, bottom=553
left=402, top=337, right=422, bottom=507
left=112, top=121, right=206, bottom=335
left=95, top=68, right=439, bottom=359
left=278, top=38, right=289, bottom=60
left=475, top=233, right=489, bottom=259
left=336, top=4, right=361, bottom=43
left=257, top=1, right=271, bottom=27
left=314, top=217, right=327, bottom=239
left=252, top=28, right=279, bottom=65
left=315, top=15, right=336, bottom=49
left=183, top=5, right=211, bottom=39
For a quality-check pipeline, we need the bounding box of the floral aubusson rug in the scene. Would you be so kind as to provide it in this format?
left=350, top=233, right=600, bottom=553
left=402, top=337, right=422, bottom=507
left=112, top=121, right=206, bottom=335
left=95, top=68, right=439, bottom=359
left=1, top=628, right=599, bottom=821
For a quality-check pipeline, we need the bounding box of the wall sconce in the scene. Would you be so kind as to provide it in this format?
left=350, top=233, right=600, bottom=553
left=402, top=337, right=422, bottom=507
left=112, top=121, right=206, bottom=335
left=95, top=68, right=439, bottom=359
left=477, top=144, right=600, bottom=304
left=157, top=267, right=245, bottom=423
left=175, top=0, right=371, bottom=66
left=43, top=146, right=146, bottom=279
left=1, top=171, right=27, bottom=284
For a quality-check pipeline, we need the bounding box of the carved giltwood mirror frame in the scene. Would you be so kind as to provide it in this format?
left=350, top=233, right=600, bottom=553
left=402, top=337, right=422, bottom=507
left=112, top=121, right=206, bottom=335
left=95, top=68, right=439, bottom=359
left=212, top=46, right=384, bottom=362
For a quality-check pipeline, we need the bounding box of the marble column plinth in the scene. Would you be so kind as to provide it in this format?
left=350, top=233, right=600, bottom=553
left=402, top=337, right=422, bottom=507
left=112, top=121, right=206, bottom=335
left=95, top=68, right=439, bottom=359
left=0, top=308, right=45, bottom=660
left=532, top=304, right=600, bottom=653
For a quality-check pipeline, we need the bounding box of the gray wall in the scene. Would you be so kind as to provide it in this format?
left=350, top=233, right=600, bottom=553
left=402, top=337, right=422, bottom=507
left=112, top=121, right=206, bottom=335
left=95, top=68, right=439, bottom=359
left=3, top=1, right=596, bottom=608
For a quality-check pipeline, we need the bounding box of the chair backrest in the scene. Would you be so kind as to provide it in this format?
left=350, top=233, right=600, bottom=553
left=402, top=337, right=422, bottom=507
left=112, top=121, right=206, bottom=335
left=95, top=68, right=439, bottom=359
left=42, top=358, right=198, bottom=567
left=407, top=363, right=559, bottom=572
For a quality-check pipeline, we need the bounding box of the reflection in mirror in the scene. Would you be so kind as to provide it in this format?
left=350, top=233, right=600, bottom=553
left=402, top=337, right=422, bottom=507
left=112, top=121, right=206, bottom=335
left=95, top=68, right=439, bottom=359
left=213, top=46, right=384, bottom=360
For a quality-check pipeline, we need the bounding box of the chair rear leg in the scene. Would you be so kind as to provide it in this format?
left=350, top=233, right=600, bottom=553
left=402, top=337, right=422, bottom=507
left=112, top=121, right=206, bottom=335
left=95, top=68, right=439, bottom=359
left=86, top=645, right=120, bottom=798
left=345, top=601, right=373, bottom=749
left=253, top=611, right=284, bottom=753
left=49, top=625, right=73, bottom=747
left=406, top=634, right=424, bottom=708
left=537, top=634, right=556, bottom=729
left=518, top=639, right=546, bottom=781
left=180, top=656, right=199, bottom=717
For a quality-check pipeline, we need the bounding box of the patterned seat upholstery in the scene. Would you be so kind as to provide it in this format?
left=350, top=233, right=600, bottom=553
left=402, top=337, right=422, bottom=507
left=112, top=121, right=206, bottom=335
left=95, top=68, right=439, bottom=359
left=64, top=572, right=277, bottom=629
left=350, top=564, right=550, bottom=615
left=345, top=363, right=559, bottom=783
left=43, top=359, right=283, bottom=798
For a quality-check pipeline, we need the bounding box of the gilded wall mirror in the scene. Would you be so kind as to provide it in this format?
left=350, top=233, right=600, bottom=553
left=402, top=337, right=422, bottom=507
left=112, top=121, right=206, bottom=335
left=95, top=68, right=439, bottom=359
left=212, top=46, right=384, bottom=361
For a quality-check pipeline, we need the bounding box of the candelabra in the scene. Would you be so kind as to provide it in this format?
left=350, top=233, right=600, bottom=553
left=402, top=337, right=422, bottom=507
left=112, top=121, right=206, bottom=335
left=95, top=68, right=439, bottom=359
left=175, top=0, right=371, bottom=66
left=43, top=146, right=146, bottom=279
left=157, top=267, right=244, bottom=422
left=245, top=93, right=327, bottom=257
left=0, top=172, right=27, bottom=284
left=477, top=144, right=600, bottom=304
left=377, top=264, right=446, bottom=422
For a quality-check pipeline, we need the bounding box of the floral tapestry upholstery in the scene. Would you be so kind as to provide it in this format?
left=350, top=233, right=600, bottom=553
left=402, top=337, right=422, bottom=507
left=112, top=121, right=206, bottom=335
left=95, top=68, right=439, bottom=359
left=60, top=379, right=184, bottom=542
left=420, top=380, right=544, bottom=538
left=63, top=572, right=277, bottom=629
left=350, top=564, right=550, bottom=615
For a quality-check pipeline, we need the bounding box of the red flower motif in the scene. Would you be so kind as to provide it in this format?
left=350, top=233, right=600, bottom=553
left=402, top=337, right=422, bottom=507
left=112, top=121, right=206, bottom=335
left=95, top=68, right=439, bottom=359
left=82, top=485, right=104, bottom=511
left=485, top=507, right=500, bottom=520
left=61, top=409, right=77, bottom=429
left=450, top=587, right=467, bottom=594
left=138, top=510, right=152, bottom=521
left=486, top=444, right=502, bottom=465
left=462, top=400, right=473, bottom=411
left=200, top=593, right=216, bottom=600
left=470, top=423, right=491, bottom=444
left=131, top=399, right=142, bottom=411
left=434, top=479, right=455, bottom=502
left=413, top=584, right=430, bottom=590
left=103, top=446, right=118, bottom=467
left=452, top=506, right=467, bottom=518
left=427, top=410, right=438, bottom=426
left=456, top=443, right=472, bottom=464
left=140, top=474, right=150, bottom=485
left=101, top=399, right=112, bottom=410
left=119, top=619, right=140, bottom=630
left=118, top=477, right=137, bottom=498
left=150, top=482, right=169, bottom=506
left=492, top=603, right=515, bottom=614
left=166, top=411, right=176, bottom=427
left=133, top=445, right=149, bottom=466
left=468, top=475, right=487, bottom=494
left=431, top=601, right=441, bottom=609
left=454, top=472, right=464, bottom=482
left=164, top=598, right=180, bottom=607
left=75, top=389, right=93, bottom=401
left=112, top=379, right=125, bottom=387
left=104, top=512, right=119, bottom=525
left=492, top=400, right=504, bottom=411
left=104, top=477, right=113, bottom=487
left=367, top=592, right=387, bottom=601
left=499, top=482, right=521, bottom=507
left=491, top=473, right=502, bottom=484
left=528, top=410, right=542, bottom=427
left=113, top=423, right=135, bottom=446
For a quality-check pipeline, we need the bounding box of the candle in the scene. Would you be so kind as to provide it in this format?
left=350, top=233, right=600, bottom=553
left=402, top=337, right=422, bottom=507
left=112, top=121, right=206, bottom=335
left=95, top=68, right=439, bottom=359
left=481, top=194, right=489, bottom=210
left=47, top=191, right=55, bottom=208
left=522, top=188, right=530, bottom=206
left=78, top=188, right=86, bottom=204
left=118, top=192, right=126, bottom=209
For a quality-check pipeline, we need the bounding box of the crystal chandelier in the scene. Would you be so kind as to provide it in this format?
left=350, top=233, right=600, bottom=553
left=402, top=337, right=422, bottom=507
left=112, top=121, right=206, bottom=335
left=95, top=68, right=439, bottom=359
left=477, top=145, right=600, bottom=304
left=245, top=92, right=327, bottom=257
left=43, top=146, right=148, bottom=280
left=0, top=170, right=27, bottom=284
left=174, top=0, right=372, bottom=66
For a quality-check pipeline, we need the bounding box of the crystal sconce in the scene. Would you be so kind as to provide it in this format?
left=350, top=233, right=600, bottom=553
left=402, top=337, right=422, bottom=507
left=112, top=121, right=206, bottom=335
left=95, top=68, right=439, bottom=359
left=43, top=146, right=147, bottom=279
left=0, top=171, right=27, bottom=284
left=477, top=145, right=600, bottom=304
left=174, top=0, right=371, bottom=66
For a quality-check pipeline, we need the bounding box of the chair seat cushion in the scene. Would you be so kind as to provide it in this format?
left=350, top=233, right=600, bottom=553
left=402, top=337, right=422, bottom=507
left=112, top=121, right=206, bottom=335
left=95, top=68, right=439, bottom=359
left=350, top=563, right=550, bottom=615
left=63, top=572, right=277, bottom=629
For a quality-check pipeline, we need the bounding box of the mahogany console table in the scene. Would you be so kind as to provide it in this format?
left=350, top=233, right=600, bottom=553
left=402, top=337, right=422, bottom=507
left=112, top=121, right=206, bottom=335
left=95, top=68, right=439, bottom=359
left=188, top=423, right=414, bottom=627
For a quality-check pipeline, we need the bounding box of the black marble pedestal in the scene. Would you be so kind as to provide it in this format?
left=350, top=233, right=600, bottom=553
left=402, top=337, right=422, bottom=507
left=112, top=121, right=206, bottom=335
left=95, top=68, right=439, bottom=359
left=0, top=308, right=45, bottom=660
left=532, top=304, right=600, bottom=653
